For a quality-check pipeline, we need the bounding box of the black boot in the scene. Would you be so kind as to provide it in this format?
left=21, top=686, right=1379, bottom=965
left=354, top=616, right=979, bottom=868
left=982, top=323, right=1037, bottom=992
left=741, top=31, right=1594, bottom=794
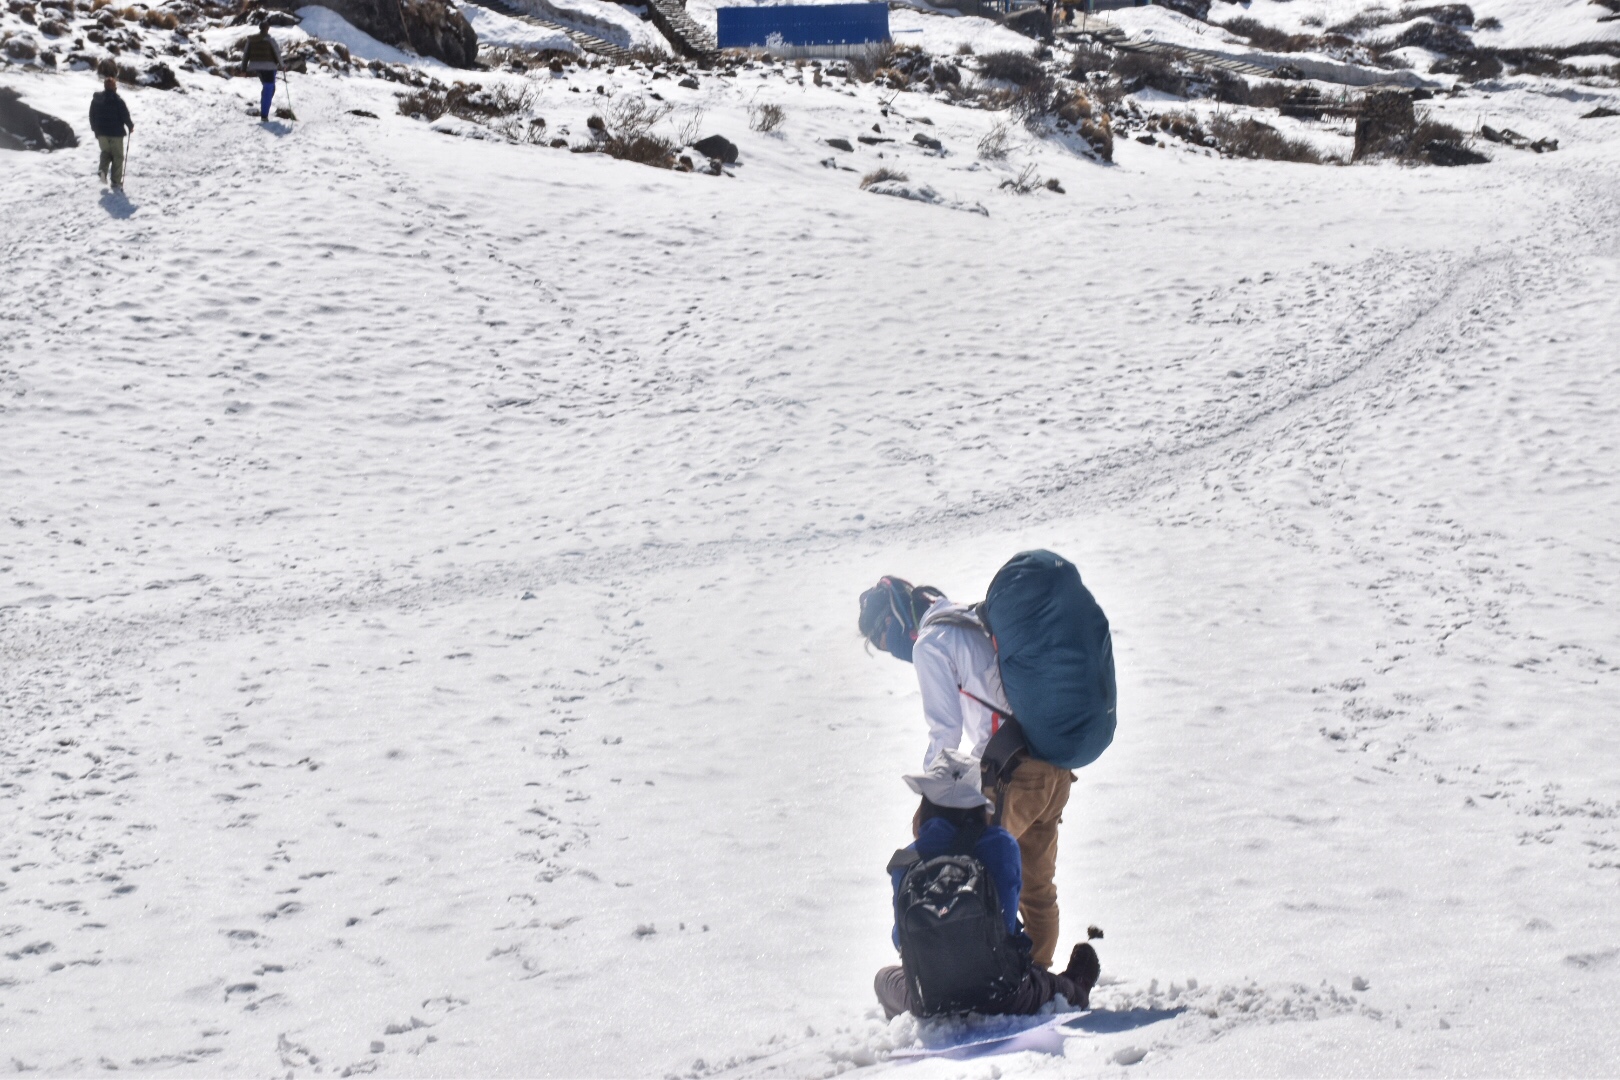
left=1062, top=942, right=1101, bottom=1008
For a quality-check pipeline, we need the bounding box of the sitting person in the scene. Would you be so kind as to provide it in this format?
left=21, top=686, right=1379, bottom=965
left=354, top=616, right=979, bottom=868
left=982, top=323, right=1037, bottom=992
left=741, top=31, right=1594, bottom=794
left=875, top=749, right=1100, bottom=1019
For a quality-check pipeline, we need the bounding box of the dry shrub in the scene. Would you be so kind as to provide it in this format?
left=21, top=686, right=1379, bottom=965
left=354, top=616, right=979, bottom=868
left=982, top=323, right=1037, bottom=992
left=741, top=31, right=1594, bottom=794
left=1411, top=118, right=1488, bottom=164
left=1221, top=16, right=1320, bottom=52
left=138, top=7, right=176, bottom=28
left=1111, top=50, right=1186, bottom=96
left=397, top=87, right=449, bottom=121
left=1010, top=73, right=1061, bottom=121
left=1208, top=114, right=1323, bottom=163
left=626, top=44, right=669, bottom=65
left=604, top=133, right=677, bottom=167
left=1150, top=109, right=1211, bottom=145
left=847, top=42, right=896, bottom=82
left=1068, top=43, right=1113, bottom=79
left=998, top=163, right=1041, bottom=193
left=676, top=106, right=705, bottom=147
left=607, top=94, right=672, bottom=139
left=860, top=166, right=909, bottom=188
left=600, top=95, right=676, bottom=166
left=748, top=101, right=785, bottom=132
left=1327, top=6, right=1397, bottom=35
left=1079, top=116, right=1113, bottom=161
left=977, top=49, right=1045, bottom=87
left=978, top=120, right=1013, bottom=160
left=1054, top=87, right=1094, bottom=124
left=870, top=66, right=908, bottom=90
left=1194, top=65, right=1252, bottom=104
left=395, top=81, right=540, bottom=139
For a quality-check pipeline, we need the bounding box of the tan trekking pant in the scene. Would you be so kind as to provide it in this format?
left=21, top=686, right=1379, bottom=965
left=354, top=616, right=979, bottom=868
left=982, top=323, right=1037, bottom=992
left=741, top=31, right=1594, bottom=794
left=97, top=135, right=125, bottom=188
left=998, top=758, right=1072, bottom=969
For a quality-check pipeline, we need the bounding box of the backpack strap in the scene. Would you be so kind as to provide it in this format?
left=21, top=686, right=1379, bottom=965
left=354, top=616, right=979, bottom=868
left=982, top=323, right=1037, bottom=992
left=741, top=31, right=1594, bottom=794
left=979, top=718, right=1030, bottom=828
left=960, top=689, right=1014, bottom=735
left=886, top=847, right=921, bottom=876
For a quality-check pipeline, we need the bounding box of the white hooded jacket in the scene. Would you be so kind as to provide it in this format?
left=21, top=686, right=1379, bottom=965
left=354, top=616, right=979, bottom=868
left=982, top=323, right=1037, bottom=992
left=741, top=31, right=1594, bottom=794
left=912, top=597, right=1012, bottom=768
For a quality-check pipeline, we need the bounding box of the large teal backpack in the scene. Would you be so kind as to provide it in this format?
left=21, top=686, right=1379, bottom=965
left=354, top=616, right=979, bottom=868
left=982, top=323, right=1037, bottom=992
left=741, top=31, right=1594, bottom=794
left=981, top=550, right=1116, bottom=771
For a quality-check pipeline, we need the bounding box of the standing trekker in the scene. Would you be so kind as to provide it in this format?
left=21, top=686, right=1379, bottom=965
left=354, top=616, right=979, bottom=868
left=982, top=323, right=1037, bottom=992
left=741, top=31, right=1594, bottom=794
left=242, top=20, right=283, bottom=121
left=859, top=552, right=1116, bottom=972
left=88, top=77, right=134, bottom=190
left=875, top=750, right=1100, bottom=1019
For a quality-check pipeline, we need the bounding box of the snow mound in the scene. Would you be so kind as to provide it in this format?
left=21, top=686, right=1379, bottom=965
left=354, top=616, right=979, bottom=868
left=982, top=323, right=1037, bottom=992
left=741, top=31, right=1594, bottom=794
left=865, top=179, right=988, bottom=215
left=295, top=5, right=433, bottom=66
left=1207, top=0, right=1620, bottom=51
left=457, top=2, right=579, bottom=54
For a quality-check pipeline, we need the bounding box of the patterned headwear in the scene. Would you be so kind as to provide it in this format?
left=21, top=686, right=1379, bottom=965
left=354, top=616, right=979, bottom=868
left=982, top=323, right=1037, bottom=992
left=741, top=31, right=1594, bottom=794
left=859, top=576, right=940, bottom=663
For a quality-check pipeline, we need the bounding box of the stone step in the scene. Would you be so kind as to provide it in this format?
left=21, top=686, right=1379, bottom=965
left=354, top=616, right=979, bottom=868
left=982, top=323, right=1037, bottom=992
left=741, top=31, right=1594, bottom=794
left=644, top=0, right=718, bottom=61
left=466, top=0, right=640, bottom=62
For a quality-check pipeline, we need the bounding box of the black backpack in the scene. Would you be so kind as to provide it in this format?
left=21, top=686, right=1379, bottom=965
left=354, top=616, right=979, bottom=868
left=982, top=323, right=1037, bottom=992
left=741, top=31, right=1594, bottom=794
left=888, top=822, right=1027, bottom=1016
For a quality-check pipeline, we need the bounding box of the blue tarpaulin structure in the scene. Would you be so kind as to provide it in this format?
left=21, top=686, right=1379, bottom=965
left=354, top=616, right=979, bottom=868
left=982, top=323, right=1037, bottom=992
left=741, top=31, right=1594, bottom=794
left=716, top=3, right=890, bottom=56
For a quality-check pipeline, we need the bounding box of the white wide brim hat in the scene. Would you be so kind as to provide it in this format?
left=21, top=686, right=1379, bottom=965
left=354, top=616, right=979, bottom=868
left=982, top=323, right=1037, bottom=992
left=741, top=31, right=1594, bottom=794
left=902, top=748, right=991, bottom=809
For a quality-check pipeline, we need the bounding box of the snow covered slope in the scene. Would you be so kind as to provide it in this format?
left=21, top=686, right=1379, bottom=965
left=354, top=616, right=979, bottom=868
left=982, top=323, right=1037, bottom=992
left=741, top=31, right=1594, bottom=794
left=4, top=4, right=1620, bottom=1077
left=1209, top=0, right=1620, bottom=51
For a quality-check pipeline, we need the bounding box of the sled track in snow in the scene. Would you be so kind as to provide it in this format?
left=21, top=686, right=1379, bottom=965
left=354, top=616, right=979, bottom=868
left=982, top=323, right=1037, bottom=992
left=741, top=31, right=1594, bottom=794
left=0, top=248, right=1530, bottom=673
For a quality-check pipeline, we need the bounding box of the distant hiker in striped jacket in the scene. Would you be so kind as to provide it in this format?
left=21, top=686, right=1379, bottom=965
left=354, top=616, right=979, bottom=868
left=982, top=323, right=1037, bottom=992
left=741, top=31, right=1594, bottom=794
left=241, top=22, right=282, bottom=121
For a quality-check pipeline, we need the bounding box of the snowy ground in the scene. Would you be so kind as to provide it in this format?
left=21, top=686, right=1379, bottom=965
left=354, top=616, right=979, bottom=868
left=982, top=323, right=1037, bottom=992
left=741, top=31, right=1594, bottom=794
left=4, top=3, right=1620, bottom=1076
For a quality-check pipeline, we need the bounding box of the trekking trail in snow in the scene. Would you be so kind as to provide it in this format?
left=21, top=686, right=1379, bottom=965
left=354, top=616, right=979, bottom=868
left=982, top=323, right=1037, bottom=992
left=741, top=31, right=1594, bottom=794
left=3, top=35, right=1620, bottom=1079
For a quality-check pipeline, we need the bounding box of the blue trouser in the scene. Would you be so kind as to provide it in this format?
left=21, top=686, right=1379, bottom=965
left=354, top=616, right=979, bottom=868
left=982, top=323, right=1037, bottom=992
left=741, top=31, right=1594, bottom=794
left=258, top=73, right=276, bottom=119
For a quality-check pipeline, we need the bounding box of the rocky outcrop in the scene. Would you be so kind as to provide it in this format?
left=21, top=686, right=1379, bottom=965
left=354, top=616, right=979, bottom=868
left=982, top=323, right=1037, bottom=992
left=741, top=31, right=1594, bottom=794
left=250, top=0, right=479, bottom=68
left=0, top=86, right=79, bottom=152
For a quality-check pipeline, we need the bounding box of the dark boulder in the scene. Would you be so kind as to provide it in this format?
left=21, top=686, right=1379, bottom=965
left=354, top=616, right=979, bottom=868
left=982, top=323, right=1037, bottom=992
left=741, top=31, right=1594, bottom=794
left=248, top=0, right=478, bottom=68
left=693, top=133, right=737, bottom=163
left=825, top=136, right=853, bottom=151
left=4, top=32, right=39, bottom=60
left=1393, top=19, right=1474, bottom=56
left=0, top=86, right=79, bottom=151
left=140, top=61, right=179, bottom=89
left=1001, top=6, right=1049, bottom=41
left=1404, top=4, right=1474, bottom=27
left=912, top=132, right=942, bottom=150
left=1158, top=0, right=1211, bottom=18
left=1429, top=53, right=1502, bottom=79
left=1423, top=138, right=1488, bottom=166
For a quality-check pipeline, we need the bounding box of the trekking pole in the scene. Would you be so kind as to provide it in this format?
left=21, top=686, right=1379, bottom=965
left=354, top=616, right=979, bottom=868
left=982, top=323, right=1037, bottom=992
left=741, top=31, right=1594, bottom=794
left=281, top=69, right=297, bottom=120
left=124, top=128, right=134, bottom=182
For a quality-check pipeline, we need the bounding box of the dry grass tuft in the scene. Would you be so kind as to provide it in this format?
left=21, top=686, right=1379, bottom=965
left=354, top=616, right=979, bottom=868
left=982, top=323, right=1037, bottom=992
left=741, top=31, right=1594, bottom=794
left=977, top=120, right=1014, bottom=160
left=1220, top=16, right=1321, bottom=52
left=1111, top=51, right=1186, bottom=96
left=859, top=166, right=909, bottom=189
left=976, top=50, right=1045, bottom=87
left=748, top=101, right=785, bottom=132
left=1208, top=114, right=1324, bottom=163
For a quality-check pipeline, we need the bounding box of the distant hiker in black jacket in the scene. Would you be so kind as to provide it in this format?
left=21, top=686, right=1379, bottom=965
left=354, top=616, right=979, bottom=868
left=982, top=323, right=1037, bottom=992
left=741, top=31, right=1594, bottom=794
left=88, top=77, right=133, bottom=190
left=241, top=22, right=283, bottom=121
